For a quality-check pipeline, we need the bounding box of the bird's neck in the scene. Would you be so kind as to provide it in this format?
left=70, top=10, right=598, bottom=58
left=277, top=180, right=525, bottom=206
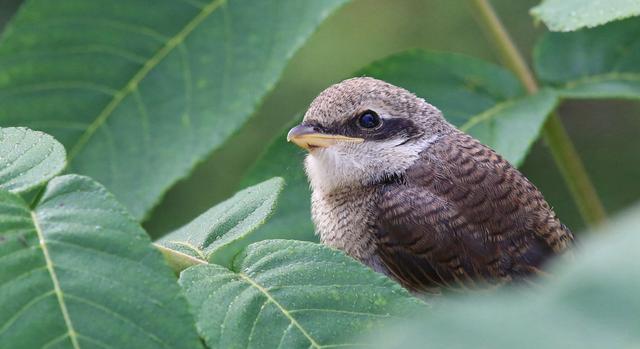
left=310, top=184, right=381, bottom=261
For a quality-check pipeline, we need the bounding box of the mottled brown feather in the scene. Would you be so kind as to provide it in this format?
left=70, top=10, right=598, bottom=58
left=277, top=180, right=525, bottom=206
left=375, top=131, right=573, bottom=292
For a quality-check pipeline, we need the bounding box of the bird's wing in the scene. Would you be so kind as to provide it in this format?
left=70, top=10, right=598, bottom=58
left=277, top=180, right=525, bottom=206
left=374, top=132, right=573, bottom=292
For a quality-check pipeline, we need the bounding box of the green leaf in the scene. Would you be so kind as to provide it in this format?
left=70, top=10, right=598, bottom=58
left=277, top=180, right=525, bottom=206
left=0, top=0, right=348, bottom=219
left=359, top=51, right=556, bottom=161
left=180, top=239, right=425, bottom=349
left=460, top=89, right=558, bottom=166
left=364, top=204, right=640, bottom=349
left=358, top=50, right=524, bottom=127
left=0, top=175, right=202, bottom=349
left=531, top=0, right=640, bottom=32
left=159, top=178, right=285, bottom=267
left=241, top=121, right=316, bottom=242
left=243, top=50, right=557, bottom=238
left=534, top=18, right=640, bottom=99
left=0, top=127, right=66, bottom=194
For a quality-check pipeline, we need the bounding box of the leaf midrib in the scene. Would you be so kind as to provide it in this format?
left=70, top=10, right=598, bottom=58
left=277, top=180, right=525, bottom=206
left=237, top=272, right=322, bottom=348
left=30, top=211, right=80, bottom=349
left=67, top=0, right=226, bottom=161
left=459, top=100, right=511, bottom=132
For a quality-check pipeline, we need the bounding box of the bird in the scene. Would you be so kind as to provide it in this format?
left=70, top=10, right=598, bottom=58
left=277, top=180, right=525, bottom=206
left=286, top=77, right=573, bottom=293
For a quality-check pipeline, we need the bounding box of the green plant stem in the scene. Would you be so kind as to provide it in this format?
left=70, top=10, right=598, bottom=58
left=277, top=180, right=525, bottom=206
left=469, top=0, right=606, bottom=226
left=542, top=116, right=607, bottom=225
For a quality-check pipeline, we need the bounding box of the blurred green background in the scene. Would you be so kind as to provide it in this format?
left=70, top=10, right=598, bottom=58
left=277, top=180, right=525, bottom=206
left=3, top=0, right=638, bottom=237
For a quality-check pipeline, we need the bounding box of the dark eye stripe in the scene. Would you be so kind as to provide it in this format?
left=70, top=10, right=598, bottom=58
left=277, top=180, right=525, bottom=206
left=307, top=117, right=421, bottom=141
left=364, top=117, right=421, bottom=141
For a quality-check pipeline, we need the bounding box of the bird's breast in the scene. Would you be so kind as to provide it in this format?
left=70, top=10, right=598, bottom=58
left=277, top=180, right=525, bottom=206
left=310, top=186, right=380, bottom=262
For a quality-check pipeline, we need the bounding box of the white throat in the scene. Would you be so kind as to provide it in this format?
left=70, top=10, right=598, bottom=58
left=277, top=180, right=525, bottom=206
left=305, top=134, right=439, bottom=194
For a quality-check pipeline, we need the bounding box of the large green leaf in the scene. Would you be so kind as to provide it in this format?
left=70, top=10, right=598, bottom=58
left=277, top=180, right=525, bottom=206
left=0, top=127, right=65, bottom=193
left=180, top=239, right=425, bottom=349
left=534, top=18, right=640, bottom=99
left=158, top=177, right=285, bottom=267
left=243, top=50, right=557, bottom=239
left=365, top=203, right=640, bottom=349
left=531, top=0, right=640, bottom=32
left=0, top=0, right=348, bottom=219
left=0, top=175, right=202, bottom=349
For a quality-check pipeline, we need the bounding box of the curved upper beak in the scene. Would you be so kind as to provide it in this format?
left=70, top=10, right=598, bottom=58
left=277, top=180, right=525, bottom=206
left=287, top=124, right=364, bottom=151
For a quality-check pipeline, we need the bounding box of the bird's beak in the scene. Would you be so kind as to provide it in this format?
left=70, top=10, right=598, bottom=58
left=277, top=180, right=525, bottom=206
left=286, top=124, right=364, bottom=151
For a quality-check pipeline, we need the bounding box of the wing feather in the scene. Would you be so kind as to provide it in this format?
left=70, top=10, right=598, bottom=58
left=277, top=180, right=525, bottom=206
left=374, top=132, right=573, bottom=292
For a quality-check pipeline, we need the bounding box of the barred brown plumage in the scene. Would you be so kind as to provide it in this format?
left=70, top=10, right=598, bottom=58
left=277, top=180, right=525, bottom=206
left=287, top=77, right=573, bottom=293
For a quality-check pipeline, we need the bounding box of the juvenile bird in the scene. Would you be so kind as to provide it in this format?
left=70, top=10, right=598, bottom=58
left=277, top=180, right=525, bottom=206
left=287, top=77, right=573, bottom=293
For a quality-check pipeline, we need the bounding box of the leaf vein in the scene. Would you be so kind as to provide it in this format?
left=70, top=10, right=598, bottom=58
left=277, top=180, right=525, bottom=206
left=562, top=72, right=640, bottom=89
left=276, top=323, right=294, bottom=349
left=238, top=272, right=322, bottom=348
left=64, top=293, right=171, bottom=348
left=0, top=289, right=55, bottom=335
left=0, top=81, right=118, bottom=100
left=67, top=0, right=227, bottom=161
left=459, top=100, right=511, bottom=132
left=31, top=211, right=81, bottom=349
left=41, top=332, right=70, bottom=349
left=47, top=239, right=151, bottom=269
left=75, top=334, right=115, bottom=349
left=246, top=298, right=271, bottom=349
left=0, top=248, right=42, bottom=266
left=288, top=308, right=392, bottom=318
left=164, top=240, right=206, bottom=259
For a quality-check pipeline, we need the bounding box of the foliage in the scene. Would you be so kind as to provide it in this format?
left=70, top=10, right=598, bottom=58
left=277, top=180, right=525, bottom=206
left=0, top=172, right=202, bottom=348
left=241, top=121, right=315, bottom=242
left=158, top=178, right=286, bottom=266
left=534, top=18, right=640, bottom=99
left=0, top=126, right=422, bottom=348
left=0, top=0, right=348, bottom=219
left=180, top=240, right=424, bottom=349
left=0, top=127, right=65, bottom=193
left=1, top=1, right=640, bottom=348
left=531, top=0, right=640, bottom=32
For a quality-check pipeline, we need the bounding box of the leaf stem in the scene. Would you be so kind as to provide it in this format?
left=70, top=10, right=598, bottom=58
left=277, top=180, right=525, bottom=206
left=541, top=116, right=607, bottom=225
left=469, top=0, right=607, bottom=226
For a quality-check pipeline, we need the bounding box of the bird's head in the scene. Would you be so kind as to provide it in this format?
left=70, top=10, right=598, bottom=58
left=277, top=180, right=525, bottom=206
left=288, top=77, right=448, bottom=193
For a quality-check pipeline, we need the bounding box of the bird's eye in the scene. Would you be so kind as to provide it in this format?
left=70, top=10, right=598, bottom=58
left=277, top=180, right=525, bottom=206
left=357, top=110, right=381, bottom=129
